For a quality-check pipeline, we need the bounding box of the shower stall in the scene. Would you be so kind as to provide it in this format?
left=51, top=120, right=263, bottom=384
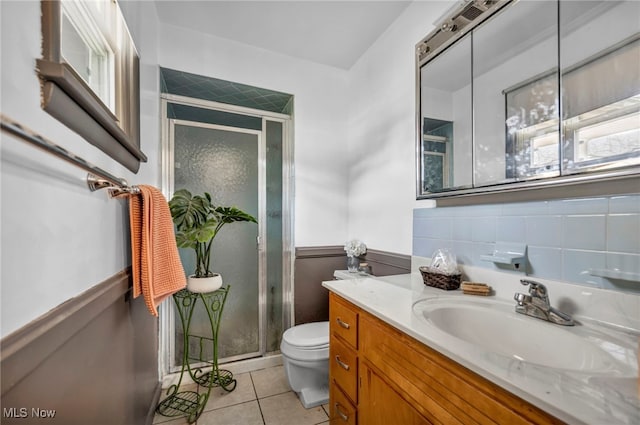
left=159, top=68, right=294, bottom=374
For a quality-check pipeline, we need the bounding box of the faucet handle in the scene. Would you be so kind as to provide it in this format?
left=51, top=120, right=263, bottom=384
left=514, top=292, right=527, bottom=306
left=520, top=279, right=548, bottom=300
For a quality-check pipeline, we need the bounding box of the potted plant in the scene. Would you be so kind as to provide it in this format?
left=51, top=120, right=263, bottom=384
left=169, top=189, right=257, bottom=293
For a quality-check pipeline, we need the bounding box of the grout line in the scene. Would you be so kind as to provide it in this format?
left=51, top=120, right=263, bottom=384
left=321, top=404, right=330, bottom=418
left=257, top=390, right=294, bottom=401
left=250, top=371, right=267, bottom=425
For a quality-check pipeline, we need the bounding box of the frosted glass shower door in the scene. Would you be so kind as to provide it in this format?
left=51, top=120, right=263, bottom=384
left=171, top=120, right=263, bottom=363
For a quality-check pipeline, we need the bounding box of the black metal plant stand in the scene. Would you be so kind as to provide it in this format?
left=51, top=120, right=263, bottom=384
left=156, top=286, right=237, bottom=423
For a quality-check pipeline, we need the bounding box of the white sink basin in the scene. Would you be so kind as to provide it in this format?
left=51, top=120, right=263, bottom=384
left=412, top=297, right=637, bottom=374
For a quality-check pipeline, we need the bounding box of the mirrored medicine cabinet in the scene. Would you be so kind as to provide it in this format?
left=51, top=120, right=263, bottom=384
left=416, top=0, right=640, bottom=201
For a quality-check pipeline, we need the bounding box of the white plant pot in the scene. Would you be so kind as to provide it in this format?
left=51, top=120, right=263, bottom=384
left=187, top=273, right=223, bottom=293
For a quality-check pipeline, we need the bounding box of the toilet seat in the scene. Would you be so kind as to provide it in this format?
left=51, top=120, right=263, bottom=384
left=282, top=322, right=329, bottom=350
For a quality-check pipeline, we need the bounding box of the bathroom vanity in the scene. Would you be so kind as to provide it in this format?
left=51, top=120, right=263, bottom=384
left=324, top=269, right=639, bottom=425
left=329, top=292, right=560, bottom=424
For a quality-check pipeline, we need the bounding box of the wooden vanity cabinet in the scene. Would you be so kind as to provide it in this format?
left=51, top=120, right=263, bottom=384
left=329, top=293, right=359, bottom=424
left=328, top=293, right=565, bottom=425
left=359, top=362, right=432, bottom=425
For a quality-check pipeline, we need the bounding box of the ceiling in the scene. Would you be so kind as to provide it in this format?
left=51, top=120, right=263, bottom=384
left=153, top=1, right=413, bottom=70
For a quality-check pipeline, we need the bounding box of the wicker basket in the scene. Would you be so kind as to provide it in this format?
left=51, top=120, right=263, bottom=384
left=419, top=266, right=461, bottom=291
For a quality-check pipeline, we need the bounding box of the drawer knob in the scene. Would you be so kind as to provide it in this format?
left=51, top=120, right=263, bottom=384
left=336, top=317, right=351, bottom=329
left=335, top=403, right=349, bottom=421
left=335, top=355, right=350, bottom=371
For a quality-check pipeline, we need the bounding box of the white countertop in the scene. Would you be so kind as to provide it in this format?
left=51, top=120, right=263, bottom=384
left=323, top=266, right=639, bottom=425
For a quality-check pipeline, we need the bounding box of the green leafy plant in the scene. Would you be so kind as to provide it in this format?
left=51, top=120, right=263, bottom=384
left=169, top=189, right=257, bottom=278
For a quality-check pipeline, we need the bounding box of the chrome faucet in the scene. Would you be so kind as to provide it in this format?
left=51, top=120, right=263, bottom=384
left=514, top=279, right=574, bottom=326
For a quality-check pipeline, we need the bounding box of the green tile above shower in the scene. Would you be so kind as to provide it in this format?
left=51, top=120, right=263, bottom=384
left=160, top=67, right=293, bottom=114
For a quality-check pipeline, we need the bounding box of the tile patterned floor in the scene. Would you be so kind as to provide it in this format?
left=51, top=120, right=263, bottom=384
left=153, top=365, right=329, bottom=425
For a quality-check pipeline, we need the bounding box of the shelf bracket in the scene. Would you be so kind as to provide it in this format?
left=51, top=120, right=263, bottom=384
left=481, top=242, right=527, bottom=272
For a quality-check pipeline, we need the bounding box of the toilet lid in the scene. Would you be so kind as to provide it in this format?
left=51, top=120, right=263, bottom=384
left=282, top=321, right=329, bottom=349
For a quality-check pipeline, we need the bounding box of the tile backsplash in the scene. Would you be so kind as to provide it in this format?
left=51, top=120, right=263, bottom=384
left=413, top=195, right=640, bottom=293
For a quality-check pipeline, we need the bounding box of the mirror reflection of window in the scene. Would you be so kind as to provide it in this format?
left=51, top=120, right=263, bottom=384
left=38, top=0, right=144, bottom=172
left=473, top=0, right=559, bottom=186
left=504, top=71, right=560, bottom=180
left=60, top=1, right=114, bottom=110
left=571, top=106, right=640, bottom=165
left=561, top=0, right=640, bottom=174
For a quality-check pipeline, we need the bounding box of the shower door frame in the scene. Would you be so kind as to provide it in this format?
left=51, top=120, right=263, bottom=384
left=159, top=94, right=295, bottom=377
left=169, top=119, right=265, bottom=364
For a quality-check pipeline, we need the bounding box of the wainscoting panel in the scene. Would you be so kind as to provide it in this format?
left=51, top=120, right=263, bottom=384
left=294, top=247, right=410, bottom=325
left=364, top=249, right=412, bottom=277
left=294, top=246, right=345, bottom=325
left=0, top=269, right=160, bottom=425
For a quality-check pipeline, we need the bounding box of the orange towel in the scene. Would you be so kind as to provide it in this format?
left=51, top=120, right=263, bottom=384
left=129, top=185, right=186, bottom=316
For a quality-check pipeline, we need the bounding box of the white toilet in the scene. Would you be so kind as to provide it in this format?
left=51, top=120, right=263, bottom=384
left=280, top=321, right=330, bottom=408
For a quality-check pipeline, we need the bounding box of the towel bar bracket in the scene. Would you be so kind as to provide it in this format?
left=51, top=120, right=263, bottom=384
left=86, top=173, right=140, bottom=197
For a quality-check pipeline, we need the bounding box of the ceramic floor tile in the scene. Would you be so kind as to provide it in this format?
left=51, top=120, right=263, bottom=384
left=152, top=413, right=190, bottom=425
left=196, top=400, right=264, bottom=425
left=259, top=392, right=328, bottom=425
left=202, top=372, right=257, bottom=411
left=251, top=365, right=290, bottom=399
left=152, top=413, right=169, bottom=424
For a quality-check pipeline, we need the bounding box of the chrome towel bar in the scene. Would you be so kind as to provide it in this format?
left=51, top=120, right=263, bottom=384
left=1, top=113, right=139, bottom=196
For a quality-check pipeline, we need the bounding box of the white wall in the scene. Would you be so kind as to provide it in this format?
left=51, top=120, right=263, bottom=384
left=0, top=0, right=353, bottom=336
left=346, top=1, right=451, bottom=255
left=452, top=86, right=472, bottom=187
left=157, top=23, right=350, bottom=247
left=0, top=1, right=160, bottom=336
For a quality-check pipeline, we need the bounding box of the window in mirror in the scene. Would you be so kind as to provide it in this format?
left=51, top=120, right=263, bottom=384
left=419, top=34, right=472, bottom=193
left=560, top=0, right=640, bottom=175
left=39, top=0, right=146, bottom=172
left=504, top=70, right=559, bottom=180
left=60, top=1, right=114, bottom=110
left=570, top=105, right=639, bottom=164
left=472, top=0, right=559, bottom=187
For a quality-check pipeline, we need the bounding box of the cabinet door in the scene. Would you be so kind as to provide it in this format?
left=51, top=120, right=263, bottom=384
left=359, top=362, right=433, bottom=425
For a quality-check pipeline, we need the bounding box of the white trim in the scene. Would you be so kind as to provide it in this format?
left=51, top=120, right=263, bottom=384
left=258, top=119, right=267, bottom=356
left=282, top=117, right=295, bottom=329
left=158, top=99, right=174, bottom=380
left=423, top=134, right=447, bottom=142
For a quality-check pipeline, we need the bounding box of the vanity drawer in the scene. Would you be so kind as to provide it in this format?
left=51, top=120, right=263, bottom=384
left=330, top=293, right=358, bottom=349
left=330, top=381, right=357, bottom=425
left=330, top=335, right=358, bottom=404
